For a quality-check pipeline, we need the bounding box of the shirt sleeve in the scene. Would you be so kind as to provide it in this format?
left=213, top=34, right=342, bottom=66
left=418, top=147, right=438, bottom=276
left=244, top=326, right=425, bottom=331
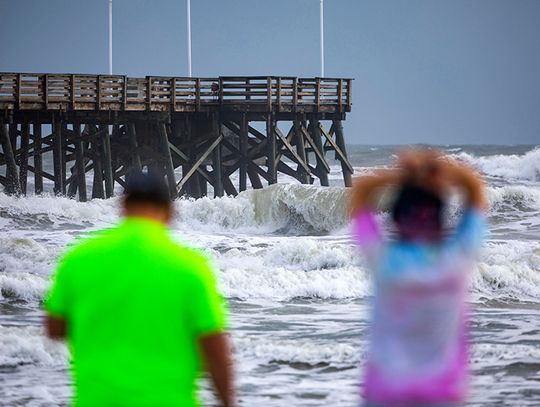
left=448, top=208, right=487, bottom=255
left=351, top=209, right=384, bottom=265
left=44, top=252, right=74, bottom=318
left=187, top=255, right=227, bottom=338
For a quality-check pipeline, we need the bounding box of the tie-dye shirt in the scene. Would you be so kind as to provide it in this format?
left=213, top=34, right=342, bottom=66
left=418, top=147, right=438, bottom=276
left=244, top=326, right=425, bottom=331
left=353, top=209, right=485, bottom=405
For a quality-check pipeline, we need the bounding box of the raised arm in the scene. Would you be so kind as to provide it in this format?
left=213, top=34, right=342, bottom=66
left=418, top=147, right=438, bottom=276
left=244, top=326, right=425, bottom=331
left=443, top=160, right=488, bottom=211
left=348, top=169, right=404, bottom=217
left=199, top=332, right=235, bottom=407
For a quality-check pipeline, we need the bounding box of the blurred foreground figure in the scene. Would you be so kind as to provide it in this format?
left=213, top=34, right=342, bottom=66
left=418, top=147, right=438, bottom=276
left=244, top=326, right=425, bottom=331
left=45, top=172, right=234, bottom=407
left=350, top=150, right=487, bottom=407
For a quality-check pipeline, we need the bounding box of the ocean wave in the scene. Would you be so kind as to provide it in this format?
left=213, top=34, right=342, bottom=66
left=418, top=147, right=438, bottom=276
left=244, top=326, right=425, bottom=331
left=233, top=334, right=360, bottom=367
left=452, top=147, right=540, bottom=181
left=175, top=184, right=348, bottom=234
left=0, top=325, right=68, bottom=367
left=1, top=181, right=538, bottom=237
left=473, top=241, right=540, bottom=300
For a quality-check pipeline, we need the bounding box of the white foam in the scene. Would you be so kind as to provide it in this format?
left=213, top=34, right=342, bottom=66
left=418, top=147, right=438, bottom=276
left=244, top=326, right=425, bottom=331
left=453, top=147, right=540, bottom=181
left=473, top=240, right=540, bottom=300
left=0, top=325, right=68, bottom=367
left=233, top=334, right=360, bottom=367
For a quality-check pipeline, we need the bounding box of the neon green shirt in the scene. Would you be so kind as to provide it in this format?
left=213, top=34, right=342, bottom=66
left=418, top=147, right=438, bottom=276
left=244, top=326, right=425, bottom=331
left=45, top=217, right=226, bottom=407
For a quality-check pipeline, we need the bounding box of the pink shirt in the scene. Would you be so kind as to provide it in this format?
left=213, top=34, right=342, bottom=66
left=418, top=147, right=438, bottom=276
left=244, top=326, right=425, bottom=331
left=353, top=209, right=485, bottom=405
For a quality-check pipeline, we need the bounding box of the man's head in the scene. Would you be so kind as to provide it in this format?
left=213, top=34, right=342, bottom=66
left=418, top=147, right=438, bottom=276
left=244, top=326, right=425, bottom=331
left=392, top=183, right=444, bottom=243
left=122, top=172, right=173, bottom=225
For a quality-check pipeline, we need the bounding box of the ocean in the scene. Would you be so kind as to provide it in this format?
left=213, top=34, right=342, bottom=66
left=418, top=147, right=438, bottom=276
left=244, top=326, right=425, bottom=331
left=0, top=144, right=539, bottom=406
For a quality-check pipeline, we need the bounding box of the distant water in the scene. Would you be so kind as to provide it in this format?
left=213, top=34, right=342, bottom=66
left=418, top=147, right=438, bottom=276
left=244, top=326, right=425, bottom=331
left=0, top=145, right=539, bottom=406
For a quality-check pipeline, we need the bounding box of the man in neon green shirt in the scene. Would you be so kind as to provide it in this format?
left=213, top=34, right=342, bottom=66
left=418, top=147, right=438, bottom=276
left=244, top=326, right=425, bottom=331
left=45, top=173, right=234, bottom=407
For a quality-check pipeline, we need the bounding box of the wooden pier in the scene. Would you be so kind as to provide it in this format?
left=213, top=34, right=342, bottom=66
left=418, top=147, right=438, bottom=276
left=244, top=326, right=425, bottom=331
left=0, top=72, right=353, bottom=200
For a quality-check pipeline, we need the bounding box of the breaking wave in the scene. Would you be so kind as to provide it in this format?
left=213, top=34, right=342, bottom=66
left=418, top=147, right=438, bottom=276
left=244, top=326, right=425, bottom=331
left=453, top=147, right=540, bottom=181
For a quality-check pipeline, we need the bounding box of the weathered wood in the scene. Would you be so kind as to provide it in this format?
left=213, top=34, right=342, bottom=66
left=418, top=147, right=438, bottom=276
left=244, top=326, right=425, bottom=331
left=73, top=123, right=87, bottom=202
left=239, top=114, right=248, bottom=192
left=212, top=144, right=224, bottom=197
left=52, top=117, right=64, bottom=194
left=274, top=126, right=311, bottom=176
left=127, top=123, right=142, bottom=172
left=33, top=123, right=43, bottom=194
left=19, top=121, right=30, bottom=193
left=0, top=73, right=353, bottom=199
left=293, top=120, right=310, bottom=184
left=319, top=121, right=354, bottom=175
left=177, top=135, right=223, bottom=193
left=159, top=123, right=177, bottom=199
left=223, top=174, right=238, bottom=196
left=99, top=124, right=114, bottom=198
left=266, top=115, right=276, bottom=184
left=90, top=126, right=105, bottom=199
left=247, top=165, right=263, bottom=189
left=332, top=120, right=353, bottom=187
left=308, top=120, right=329, bottom=186
left=0, top=123, right=20, bottom=194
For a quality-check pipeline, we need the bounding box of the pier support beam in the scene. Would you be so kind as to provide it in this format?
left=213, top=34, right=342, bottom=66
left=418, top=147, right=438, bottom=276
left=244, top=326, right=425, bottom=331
left=33, top=123, right=43, bottom=194
left=0, top=123, right=20, bottom=195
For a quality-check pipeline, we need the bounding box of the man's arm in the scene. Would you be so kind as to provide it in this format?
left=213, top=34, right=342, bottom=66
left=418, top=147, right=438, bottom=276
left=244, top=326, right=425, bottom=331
left=46, top=314, right=67, bottom=340
left=199, top=332, right=234, bottom=407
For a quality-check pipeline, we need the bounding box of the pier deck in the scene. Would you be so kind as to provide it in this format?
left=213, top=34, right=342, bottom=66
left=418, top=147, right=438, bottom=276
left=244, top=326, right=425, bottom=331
left=0, top=73, right=353, bottom=200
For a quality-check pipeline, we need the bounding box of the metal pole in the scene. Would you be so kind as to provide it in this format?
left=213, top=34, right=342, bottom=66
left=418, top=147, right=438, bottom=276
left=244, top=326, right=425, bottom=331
left=320, top=0, right=324, bottom=77
left=108, top=0, right=113, bottom=74
left=187, top=0, right=192, bottom=77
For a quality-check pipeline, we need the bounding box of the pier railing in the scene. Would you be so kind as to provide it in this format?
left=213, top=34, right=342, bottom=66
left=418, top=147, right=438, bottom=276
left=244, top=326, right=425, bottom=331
left=0, top=73, right=352, bottom=113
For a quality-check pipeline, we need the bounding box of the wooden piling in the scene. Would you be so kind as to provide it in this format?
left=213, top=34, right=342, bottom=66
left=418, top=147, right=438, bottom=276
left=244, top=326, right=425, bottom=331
left=73, top=123, right=87, bottom=202
left=159, top=123, right=177, bottom=199
left=212, top=119, right=224, bottom=197
left=19, top=121, right=30, bottom=194
left=52, top=116, right=64, bottom=195
left=239, top=114, right=248, bottom=192
left=332, top=120, right=353, bottom=187
left=308, top=119, right=329, bottom=186
left=0, top=123, right=20, bottom=195
left=266, top=115, right=276, bottom=184
left=100, top=124, right=114, bottom=198
left=33, top=123, right=43, bottom=194
left=90, top=126, right=105, bottom=199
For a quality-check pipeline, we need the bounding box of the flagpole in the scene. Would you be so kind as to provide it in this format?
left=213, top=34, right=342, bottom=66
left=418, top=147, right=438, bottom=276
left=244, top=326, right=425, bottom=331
left=108, top=0, right=113, bottom=74
left=320, top=0, right=324, bottom=77
left=187, top=0, right=192, bottom=77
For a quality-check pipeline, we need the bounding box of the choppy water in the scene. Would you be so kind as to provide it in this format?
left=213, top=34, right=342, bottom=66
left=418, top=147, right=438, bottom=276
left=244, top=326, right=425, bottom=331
left=1, top=144, right=539, bottom=406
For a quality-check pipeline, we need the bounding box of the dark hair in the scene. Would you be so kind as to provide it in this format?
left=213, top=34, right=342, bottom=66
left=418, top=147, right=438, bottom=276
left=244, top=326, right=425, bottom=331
left=123, top=171, right=172, bottom=206
left=392, top=184, right=444, bottom=228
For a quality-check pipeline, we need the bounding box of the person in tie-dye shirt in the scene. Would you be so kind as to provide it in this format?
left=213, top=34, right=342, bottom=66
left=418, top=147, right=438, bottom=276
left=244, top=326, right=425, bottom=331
left=349, top=150, right=487, bottom=407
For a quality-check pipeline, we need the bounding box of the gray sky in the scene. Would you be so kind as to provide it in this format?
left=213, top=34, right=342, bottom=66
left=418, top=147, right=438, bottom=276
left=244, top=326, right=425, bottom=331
left=1, top=0, right=539, bottom=145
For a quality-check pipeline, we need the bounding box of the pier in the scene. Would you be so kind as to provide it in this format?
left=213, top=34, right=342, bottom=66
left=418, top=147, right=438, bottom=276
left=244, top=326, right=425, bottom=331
left=0, top=72, right=353, bottom=201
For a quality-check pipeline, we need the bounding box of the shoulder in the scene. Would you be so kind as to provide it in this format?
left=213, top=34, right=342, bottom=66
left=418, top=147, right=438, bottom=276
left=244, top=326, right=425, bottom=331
left=62, top=227, right=117, bottom=258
